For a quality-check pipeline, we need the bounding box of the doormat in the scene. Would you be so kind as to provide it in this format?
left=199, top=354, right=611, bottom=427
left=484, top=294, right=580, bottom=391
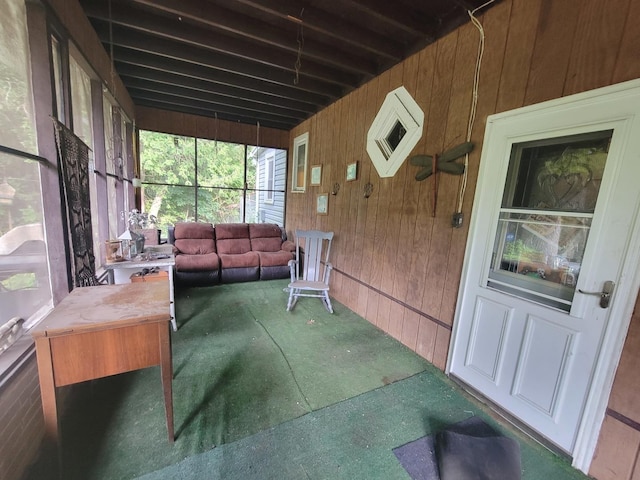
left=393, top=416, right=521, bottom=480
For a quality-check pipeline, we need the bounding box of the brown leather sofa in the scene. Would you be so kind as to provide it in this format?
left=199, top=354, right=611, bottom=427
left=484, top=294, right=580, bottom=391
left=169, top=222, right=294, bottom=286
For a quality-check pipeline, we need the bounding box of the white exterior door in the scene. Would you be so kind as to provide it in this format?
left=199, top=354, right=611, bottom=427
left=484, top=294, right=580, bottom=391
left=449, top=80, right=640, bottom=460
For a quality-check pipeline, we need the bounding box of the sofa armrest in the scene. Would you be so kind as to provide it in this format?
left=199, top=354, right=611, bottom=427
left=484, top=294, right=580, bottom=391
left=281, top=240, right=295, bottom=252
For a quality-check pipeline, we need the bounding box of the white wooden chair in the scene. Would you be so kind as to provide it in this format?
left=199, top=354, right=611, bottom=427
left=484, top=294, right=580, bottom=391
left=287, top=230, right=334, bottom=313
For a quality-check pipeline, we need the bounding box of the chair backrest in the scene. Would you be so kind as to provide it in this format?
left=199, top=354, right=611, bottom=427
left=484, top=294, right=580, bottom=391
left=295, top=230, right=334, bottom=282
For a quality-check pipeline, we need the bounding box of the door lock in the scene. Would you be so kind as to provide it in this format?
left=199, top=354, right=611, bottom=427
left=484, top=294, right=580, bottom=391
left=578, top=280, right=615, bottom=308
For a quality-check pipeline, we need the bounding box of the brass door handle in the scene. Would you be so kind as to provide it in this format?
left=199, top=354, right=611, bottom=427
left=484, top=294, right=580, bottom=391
left=578, top=280, right=615, bottom=308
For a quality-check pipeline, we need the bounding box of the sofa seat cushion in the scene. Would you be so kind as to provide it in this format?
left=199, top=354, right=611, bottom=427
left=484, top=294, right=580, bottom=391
left=174, top=222, right=214, bottom=239
left=175, top=252, right=220, bottom=272
left=216, top=223, right=251, bottom=254
left=219, top=251, right=259, bottom=269
left=249, top=224, right=284, bottom=252
left=257, top=250, right=294, bottom=267
left=174, top=238, right=216, bottom=255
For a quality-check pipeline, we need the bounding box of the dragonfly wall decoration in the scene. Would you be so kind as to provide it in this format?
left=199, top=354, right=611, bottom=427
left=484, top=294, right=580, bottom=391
left=409, top=141, right=474, bottom=180
left=410, top=141, right=474, bottom=217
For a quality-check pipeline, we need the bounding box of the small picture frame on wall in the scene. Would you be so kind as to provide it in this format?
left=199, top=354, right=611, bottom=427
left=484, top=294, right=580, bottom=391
left=310, top=164, right=322, bottom=186
left=346, top=161, right=358, bottom=182
left=316, top=193, right=329, bottom=215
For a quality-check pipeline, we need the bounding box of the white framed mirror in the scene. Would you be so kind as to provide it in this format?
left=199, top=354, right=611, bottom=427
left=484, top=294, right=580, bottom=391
left=366, top=86, right=424, bottom=178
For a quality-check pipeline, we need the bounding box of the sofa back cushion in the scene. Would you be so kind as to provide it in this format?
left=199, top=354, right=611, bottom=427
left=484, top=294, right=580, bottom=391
left=174, top=239, right=216, bottom=255
left=249, top=223, right=284, bottom=252
left=215, top=223, right=251, bottom=255
left=174, top=222, right=214, bottom=240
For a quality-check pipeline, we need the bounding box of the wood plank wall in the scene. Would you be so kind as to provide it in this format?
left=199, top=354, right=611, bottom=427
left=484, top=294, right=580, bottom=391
left=286, top=0, right=640, bottom=476
left=135, top=106, right=290, bottom=149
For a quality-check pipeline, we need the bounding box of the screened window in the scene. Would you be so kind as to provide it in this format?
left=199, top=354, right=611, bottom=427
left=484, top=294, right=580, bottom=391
left=139, top=131, right=287, bottom=234
left=69, top=54, right=102, bottom=267
left=50, top=35, right=65, bottom=122
left=103, top=97, right=120, bottom=239
left=0, top=0, right=52, bottom=348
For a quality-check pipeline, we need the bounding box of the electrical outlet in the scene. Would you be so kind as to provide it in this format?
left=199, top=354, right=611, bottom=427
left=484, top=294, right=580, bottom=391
left=452, top=212, right=464, bottom=228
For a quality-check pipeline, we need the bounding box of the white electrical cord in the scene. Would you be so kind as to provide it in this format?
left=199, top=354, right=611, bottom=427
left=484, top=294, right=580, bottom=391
left=456, top=0, right=496, bottom=214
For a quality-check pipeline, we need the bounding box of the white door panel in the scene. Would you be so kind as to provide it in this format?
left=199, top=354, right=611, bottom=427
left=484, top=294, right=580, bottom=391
left=450, top=80, right=640, bottom=457
left=465, top=296, right=513, bottom=383
left=512, top=314, right=576, bottom=417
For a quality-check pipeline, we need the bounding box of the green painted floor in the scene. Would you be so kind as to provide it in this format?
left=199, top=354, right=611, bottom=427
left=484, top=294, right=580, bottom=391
left=24, top=280, right=591, bottom=480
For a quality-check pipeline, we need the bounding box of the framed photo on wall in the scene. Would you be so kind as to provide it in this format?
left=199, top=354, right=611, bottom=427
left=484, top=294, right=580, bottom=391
left=310, top=164, right=322, bottom=186
left=346, top=161, right=358, bottom=182
left=291, top=132, right=309, bottom=193
left=316, top=193, right=329, bottom=215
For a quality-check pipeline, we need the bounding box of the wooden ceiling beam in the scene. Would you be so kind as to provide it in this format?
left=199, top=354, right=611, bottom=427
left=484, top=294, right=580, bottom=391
left=92, top=23, right=345, bottom=99
left=115, top=63, right=318, bottom=115
left=129, top=91, right=298, bottom=130
left=130, top=0, right=379, bottom=77
left=121, top=76, right=308, bottom=122
left=134, top=99, right=295, bottom=131
left=86, top=6, right=362, bottom=89
left=111, top=49, right=330, bottom=107
left=449, top=0, right=483, bottom=12
left=85, top=0, right=377, bottom=78
left=228, top=0, right=404, bottom=62
left=337, top=0, right=435, bottom=38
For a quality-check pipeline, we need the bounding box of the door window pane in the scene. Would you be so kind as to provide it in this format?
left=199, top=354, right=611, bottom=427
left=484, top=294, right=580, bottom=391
left=488, top=131, right=612, bottom=311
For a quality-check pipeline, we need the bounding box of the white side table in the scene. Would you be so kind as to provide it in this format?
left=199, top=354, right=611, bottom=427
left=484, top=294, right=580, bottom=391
left=104, top=251, right=177, bottom=331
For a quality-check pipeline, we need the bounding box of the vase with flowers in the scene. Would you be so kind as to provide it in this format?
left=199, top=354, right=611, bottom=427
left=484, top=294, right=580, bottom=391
left=123, top=209, right=158, bottom=231
left=121, top=209, right=160, bottom=251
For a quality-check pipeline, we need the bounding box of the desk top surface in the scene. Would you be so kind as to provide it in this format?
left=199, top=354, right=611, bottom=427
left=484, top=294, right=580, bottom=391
left=103, top=254, right=175, bottom=270
left=31, top=282, right=170, bottom=338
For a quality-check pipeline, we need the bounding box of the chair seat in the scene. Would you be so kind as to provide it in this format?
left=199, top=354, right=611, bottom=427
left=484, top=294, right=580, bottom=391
left=288, top=280, right=329, bottom=291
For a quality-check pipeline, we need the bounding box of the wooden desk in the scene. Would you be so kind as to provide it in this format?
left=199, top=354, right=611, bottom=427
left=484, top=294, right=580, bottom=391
left=31, top=282, right=174, bottom=451
left=103, top=252, right=177, bottom=331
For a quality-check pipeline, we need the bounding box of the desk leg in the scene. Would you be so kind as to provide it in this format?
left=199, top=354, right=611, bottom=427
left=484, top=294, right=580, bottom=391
left=159, top=322, right=174, bottom=442
left=107, top=269, right=115, bottom=285
left=35, top=337, right=59, bottom=443
left=168, top=265, right=177, bottom=331
left=35, top=336, right=63, bottom=475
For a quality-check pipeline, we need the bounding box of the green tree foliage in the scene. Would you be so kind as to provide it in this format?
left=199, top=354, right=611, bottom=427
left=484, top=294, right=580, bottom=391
left=139, top=131, right=257, bottom=233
